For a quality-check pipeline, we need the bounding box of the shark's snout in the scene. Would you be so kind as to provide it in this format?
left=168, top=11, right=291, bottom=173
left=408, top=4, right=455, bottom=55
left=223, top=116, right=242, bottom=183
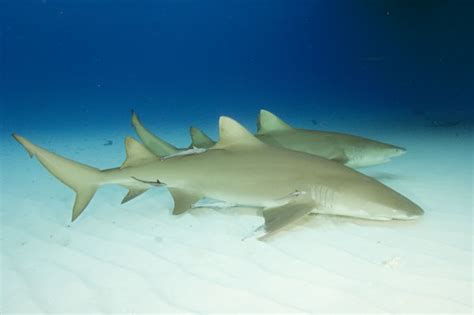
left=378, top=192, right=424, bottom=221
left=391, top=146, right=407, bottom=157
left=333, top=173, right=425, bottom=222
left=396, top=201, right=424, bottom=220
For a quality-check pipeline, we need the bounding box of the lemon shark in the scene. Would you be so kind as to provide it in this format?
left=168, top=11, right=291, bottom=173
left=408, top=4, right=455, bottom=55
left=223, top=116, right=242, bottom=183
left=132, top=110, right=407, bottom=168
left=13, top=117, right=423, bottom=238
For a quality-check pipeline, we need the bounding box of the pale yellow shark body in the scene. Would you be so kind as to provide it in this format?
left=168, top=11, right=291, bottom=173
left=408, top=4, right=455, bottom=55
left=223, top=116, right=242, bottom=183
left=13, top=117, right=422, bottom=238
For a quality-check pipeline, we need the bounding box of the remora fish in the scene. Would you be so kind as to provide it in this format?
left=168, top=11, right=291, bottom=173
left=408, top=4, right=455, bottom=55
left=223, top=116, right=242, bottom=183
left=13, top=117, right=423, bottom=238
left=132, top=110, right=407, bottom=168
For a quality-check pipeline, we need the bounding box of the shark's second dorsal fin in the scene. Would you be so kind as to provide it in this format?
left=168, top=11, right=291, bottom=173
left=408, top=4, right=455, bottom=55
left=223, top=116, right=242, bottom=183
left=190, top=127, right=215, bottom=149
left=214, top=117, right=264, bottom=149
left=121, top=137, right=159, bottom=169
left=257, top=109, right=293, bottom=134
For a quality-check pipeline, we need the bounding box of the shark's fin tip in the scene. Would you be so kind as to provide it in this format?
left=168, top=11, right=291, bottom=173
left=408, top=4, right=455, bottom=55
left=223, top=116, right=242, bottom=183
left=131, top=110, right=140, bottom=126
left=13, top=133, right=35, bottom=157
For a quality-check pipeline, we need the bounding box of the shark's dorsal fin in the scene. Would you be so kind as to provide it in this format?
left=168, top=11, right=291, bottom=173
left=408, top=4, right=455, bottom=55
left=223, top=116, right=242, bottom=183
left=214, top=116, right=264, bottom=149
left=190, top=127, right=215, bottom=148
left=257, top=109, right=293, bottom=134
left=121, top=137, right=159, bottom=169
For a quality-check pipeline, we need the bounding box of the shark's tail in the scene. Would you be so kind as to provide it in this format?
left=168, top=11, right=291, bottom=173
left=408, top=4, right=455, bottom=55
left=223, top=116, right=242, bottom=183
left=131, top=111, right=179, bottom=156
left=190, top=127, right=215, bottom=149
left=13, top=134, right=103, bottom=221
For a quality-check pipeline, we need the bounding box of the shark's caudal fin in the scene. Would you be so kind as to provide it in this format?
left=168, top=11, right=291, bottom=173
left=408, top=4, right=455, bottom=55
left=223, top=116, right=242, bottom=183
left=256, top=109, right=293, bottom=134
left=214, top=116, right=265, bottom=149
left=13, top=134, right=103, bottom=221
left=190, top=127, right=215, bottom=148
left=13, top=134, right=159, bottom=220
left=131, top=111, right=179, bottom=156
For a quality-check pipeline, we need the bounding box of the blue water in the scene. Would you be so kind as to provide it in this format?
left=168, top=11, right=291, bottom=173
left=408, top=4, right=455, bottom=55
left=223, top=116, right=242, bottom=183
left=1, top=2, right=474, bottom=313
left=1, top=0, right=473, bottom=136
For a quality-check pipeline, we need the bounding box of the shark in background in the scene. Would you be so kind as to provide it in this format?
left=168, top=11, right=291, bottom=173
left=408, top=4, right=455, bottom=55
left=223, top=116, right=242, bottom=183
left=132, top=110, right=407, bottom=168
left=13, top=116, right=423, bottom=239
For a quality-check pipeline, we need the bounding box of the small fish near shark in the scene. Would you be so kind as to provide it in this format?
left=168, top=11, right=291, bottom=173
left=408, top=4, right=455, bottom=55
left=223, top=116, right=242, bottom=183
left=132, top=110, right=407, bottom=168
left=13, top=116, right=423, bottom=239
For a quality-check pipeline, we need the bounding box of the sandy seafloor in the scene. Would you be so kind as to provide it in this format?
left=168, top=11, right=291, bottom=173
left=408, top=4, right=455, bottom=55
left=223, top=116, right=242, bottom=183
left=1, top=114, right=472, bottom=314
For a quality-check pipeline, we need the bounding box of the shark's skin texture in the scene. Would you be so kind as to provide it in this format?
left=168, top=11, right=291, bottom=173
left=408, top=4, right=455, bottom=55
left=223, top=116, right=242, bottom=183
left=132, top=110, right=406, bottom=168
left=13, top=117, right=423, bottom=238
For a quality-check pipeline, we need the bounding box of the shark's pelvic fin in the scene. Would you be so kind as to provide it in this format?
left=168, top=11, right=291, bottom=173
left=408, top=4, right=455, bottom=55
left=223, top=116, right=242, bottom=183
left=214, top=116, right=264, bottom=149
left=12, top=134, right=103, bottom=221
left=168, top=187, right=202, bottom=215
left=190, top=127, right=215, bottom=148
left=257, top=199, right=315, bottom=239
left=257, top=109, right=293, bottom=134
left=121, top=137, right=159, bottom=169
left=131, top=111, right=179, bottom=156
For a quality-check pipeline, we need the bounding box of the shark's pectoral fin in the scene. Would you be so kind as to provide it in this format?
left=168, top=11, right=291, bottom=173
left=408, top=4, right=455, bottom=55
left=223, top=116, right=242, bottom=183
left=168, top=188, right=203, bottom=215
left=121, top=188, right=149, bottom=204
left=256, top=200, right=315, bottom=239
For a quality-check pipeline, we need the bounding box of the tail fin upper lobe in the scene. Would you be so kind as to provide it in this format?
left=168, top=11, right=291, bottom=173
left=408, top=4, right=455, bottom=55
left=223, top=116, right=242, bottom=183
left=131, top=111, right=179, bottom=156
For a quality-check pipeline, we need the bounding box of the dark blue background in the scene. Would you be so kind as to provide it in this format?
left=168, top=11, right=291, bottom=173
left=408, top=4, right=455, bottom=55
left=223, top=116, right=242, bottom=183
left=1, top=0, right=473, bottom=133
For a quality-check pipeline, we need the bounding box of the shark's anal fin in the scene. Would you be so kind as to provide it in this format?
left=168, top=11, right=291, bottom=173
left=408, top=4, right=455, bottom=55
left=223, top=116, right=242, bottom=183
left=168, top=188, right=202, bottom=215
left=257, top=199, right=315, bottom=240
left=121, top=188, right=149, bottom=204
